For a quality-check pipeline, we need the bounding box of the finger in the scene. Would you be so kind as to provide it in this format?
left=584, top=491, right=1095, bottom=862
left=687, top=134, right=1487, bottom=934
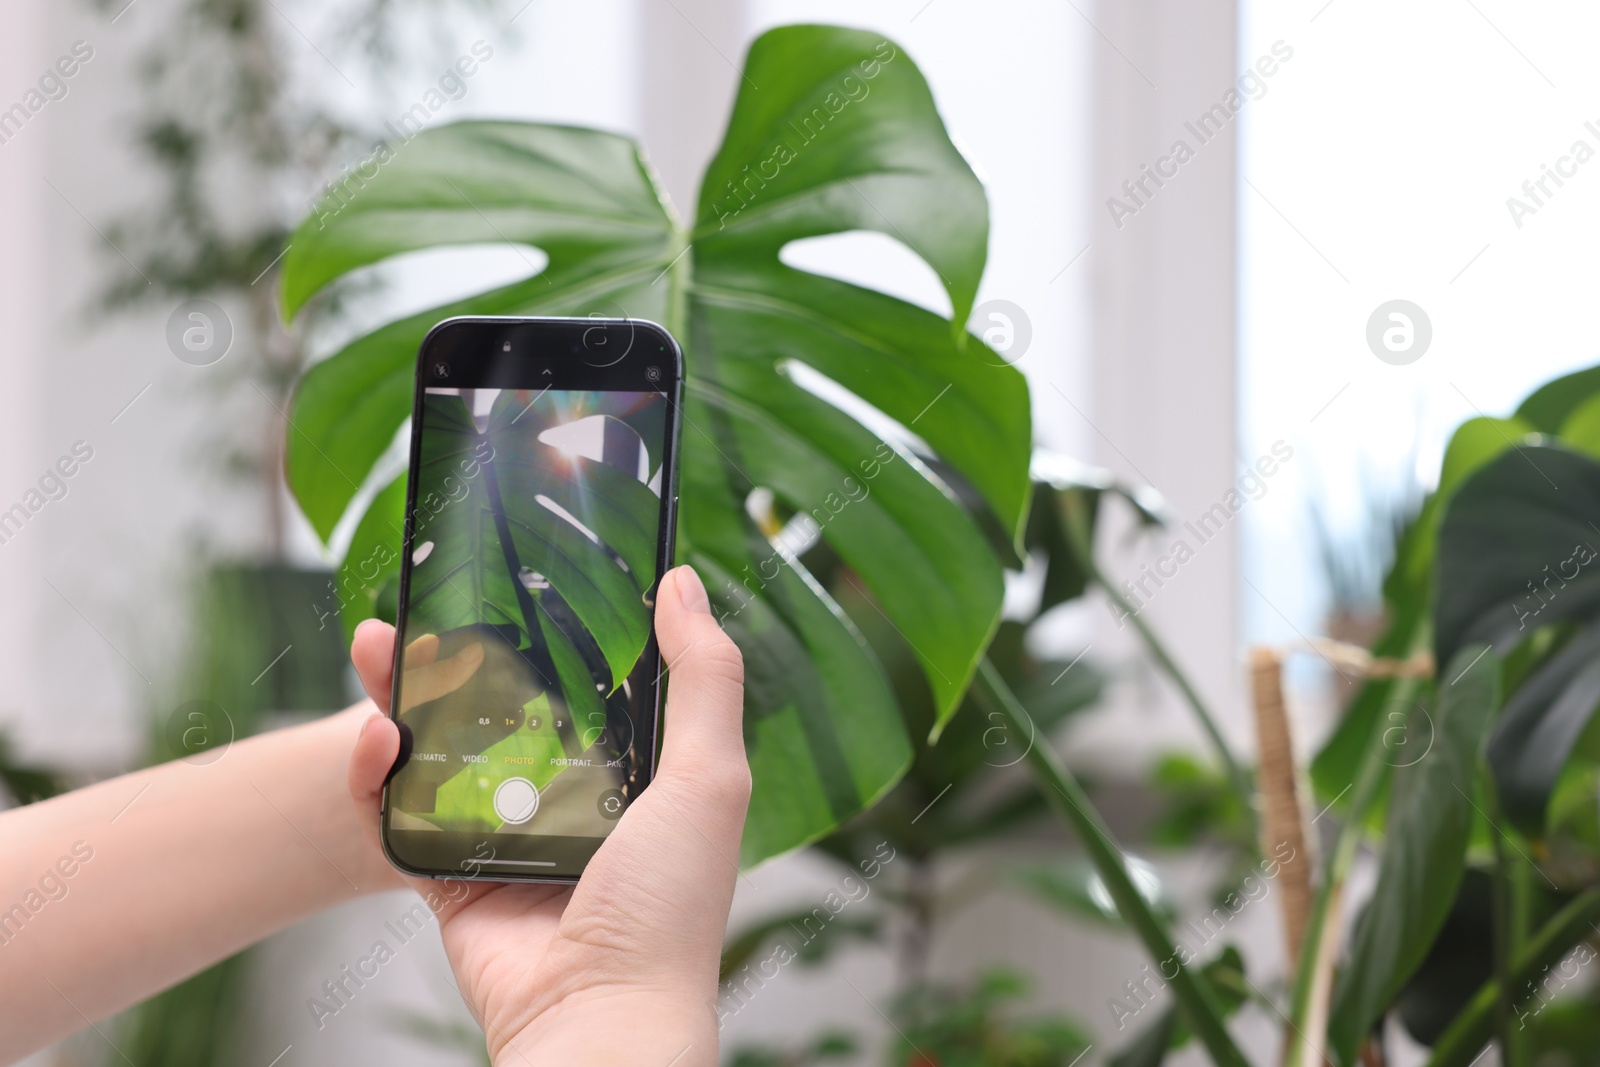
left=562, top=565, right=748, bottom=977
left=347, top=712, right=401, bottom=854
left=351, top=619, right=397, bottom=714
left=346, top=710, right=502, bottom=919
left=406, top=632, right=440, bottom=668
left=652, top=566, right=750, bottom=820
left=400, top=641, right=485, bottom=712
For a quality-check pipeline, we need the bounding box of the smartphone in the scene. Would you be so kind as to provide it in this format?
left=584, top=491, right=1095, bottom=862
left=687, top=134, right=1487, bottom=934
left=380, top=316, right=683, bottom=882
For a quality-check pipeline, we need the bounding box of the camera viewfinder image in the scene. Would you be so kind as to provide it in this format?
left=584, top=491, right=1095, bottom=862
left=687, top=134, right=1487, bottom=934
left=388, top=387, right=668, bottom=839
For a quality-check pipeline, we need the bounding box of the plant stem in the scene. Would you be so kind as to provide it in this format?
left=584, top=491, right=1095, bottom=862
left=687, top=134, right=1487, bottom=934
left=1424, top=887, right=1600, bottom=1067
left=1060, top=493, right=1252, bottom=809
left=974, top=659, right=1250, bottom=1067
left=1283, top=655, right=1424, bottom=1067
left=1284, top=752, right=1386, bottom=1067
left=1487, top=781, right=1522, bottom=1067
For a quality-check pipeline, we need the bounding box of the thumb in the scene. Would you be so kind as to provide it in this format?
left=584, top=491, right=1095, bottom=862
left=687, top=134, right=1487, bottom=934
left=346, top=709, right=501, bottom=919
left=348, top=712, right=401, bottom=857
left=652, top=566, right=750, bottom=820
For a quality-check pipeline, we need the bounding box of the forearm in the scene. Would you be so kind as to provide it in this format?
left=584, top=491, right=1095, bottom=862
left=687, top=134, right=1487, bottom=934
left=0, top=704, right=401, bottom=1062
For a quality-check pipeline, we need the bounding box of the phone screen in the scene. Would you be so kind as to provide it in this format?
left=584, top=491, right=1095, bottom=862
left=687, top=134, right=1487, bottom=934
left=382, top=319, right=679, bottom=880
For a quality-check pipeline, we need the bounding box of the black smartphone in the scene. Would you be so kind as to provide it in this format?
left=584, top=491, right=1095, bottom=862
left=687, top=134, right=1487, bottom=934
left=380, top=316, right=683, bottom=882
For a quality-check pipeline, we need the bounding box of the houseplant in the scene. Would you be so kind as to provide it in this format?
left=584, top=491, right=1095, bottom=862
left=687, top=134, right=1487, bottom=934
left=1283, top=366, right=1600, bottom=1067
left=278, top=22, right=1266, bottom=1067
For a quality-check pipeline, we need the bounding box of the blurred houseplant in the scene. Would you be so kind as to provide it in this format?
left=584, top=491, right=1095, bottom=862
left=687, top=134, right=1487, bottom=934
left=1061, top=369, right=1600, bottom=1065
left=1279, top=367, right=1600, bottom=1067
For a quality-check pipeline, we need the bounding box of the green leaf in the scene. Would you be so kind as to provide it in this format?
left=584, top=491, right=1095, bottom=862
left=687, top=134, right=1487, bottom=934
left=280, top=120, right=677, bottom=542
left=1439, top=416, right=1538, bottom=497
left=1525, top=998, right=1600, bottom=1064
left=1327, top=645, right=1501, bottom=1065
left=1395, top=866, right=1567, bottom=1049
left=1027, top=453, right=1167, bottom=617
left=280, top=122, right=675, bottom=322
left=1422, top=887, right=1600, bottom=1067
left=889, top=969, right=1094, bottom=1067
left=1393, top=869, right=1496, bottom=1046
left=694, top=29, right=986, bottom=329
left=281, top=26, right=1032, bottom=864
left=1145, top=752, right=1253, bottom=850
left=335, top=475, right=406, bottom=644
left=1514, top=361, right=1600, bottom=433
left=1487, top=624, right=1600, bottom=832
left=1558, top=391, right=1600, bottom=460
left=1435, top=444, right=1600, bottom=830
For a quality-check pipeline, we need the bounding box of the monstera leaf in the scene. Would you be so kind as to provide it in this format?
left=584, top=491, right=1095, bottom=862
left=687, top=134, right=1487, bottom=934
left=280, top=25, right=1031, bottom=864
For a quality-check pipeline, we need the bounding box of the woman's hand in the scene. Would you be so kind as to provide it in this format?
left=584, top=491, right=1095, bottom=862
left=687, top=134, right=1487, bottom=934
left=347, top=565, right=749, bottom=1066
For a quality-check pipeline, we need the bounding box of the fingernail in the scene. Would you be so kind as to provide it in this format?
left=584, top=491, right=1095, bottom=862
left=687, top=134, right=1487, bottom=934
left=675, top=565, right=710, bottom=615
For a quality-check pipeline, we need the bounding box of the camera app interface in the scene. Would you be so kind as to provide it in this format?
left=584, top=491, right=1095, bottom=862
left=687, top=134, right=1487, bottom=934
left=387, top=385, right=669, bottom=873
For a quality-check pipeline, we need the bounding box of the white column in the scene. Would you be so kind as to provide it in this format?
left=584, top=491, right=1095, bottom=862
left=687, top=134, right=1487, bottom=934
left=639, top=0, right=747, bottom=216
left=1082, top=0, right=1248, bottom=763
left=0, top=0, right=47, bottom=745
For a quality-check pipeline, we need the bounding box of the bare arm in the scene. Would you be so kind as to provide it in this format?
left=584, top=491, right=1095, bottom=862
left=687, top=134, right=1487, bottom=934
left=0, top=704, right=402, bottom=1063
